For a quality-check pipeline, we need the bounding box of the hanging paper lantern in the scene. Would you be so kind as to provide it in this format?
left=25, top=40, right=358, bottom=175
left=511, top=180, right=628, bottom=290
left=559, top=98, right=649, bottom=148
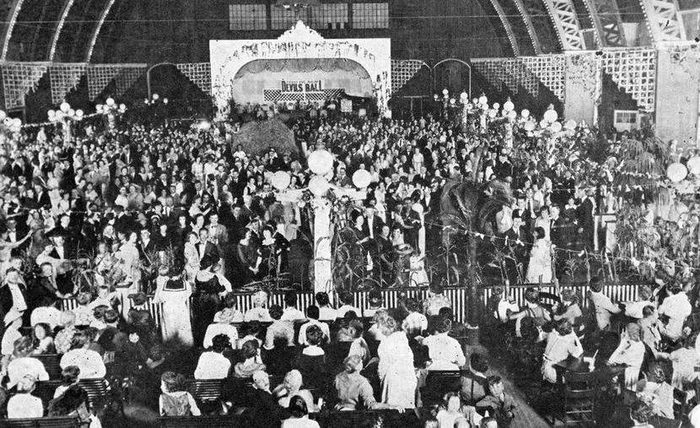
left=271, top=171, right=291, bottom=190
left=442, top=88, right=449, bottom=96
left=352, top=169, right=372, bottom=189
left=564, top=119, right=577, bottom=130
left=68, top=109, right=75, bottom=118
left=543, top=108, right=558, bottom=123
left=492, top=102, right=500, bottom=110
left=687, top=156, right=700, bottom=175
left=503, top=99, right=514, bottom=112
left=521, top=109, right=530, bottom=119
left=667, top=163, right=688, bottom=183
left=488, top=109, right=497, bottom=118
left=308, top=150, right=334, bottom=176
left=550, top=122, right=562, bottom=133
left=60, top=102, right=70, bottom=113
left=308, top=175, right=330, bottom=196
left=523, top=121, right=535, bottom=131
left=106, top=97, right=116, bottom=107
left=75, top=109, right=84, bottom=118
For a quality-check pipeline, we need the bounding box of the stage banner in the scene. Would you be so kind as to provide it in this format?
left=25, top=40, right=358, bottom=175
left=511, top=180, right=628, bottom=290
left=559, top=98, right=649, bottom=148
left=49, top=63, right=87, bottom=105
left=1, top=62, right=48, bottom=109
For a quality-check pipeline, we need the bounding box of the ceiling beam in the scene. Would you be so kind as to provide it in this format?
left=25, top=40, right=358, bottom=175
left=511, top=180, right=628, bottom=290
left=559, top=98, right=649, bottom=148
left=1, top=0, right=26, bottom=60
left=542, top=0, right=587, bottom=50
left=511, top=0, right=544, bottom=54
left=487, top=0, right=521, bottom=56
left=48, top=0, right=76, bottom=61
left=85, top=0, right=115, bottom=63
left=639, top=0, right=687, bottom=43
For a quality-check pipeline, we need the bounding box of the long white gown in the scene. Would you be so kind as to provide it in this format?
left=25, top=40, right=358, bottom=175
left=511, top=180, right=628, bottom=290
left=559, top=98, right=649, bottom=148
left=377, top=331, right=417, bottom=408
left=153, top=279, right=193, bottom=347
left=526, top=238, right=553, bottom=284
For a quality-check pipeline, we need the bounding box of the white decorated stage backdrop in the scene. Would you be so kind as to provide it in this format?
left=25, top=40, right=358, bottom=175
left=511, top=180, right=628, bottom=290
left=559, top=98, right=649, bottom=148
left=210, top=21, right=391, bottom=112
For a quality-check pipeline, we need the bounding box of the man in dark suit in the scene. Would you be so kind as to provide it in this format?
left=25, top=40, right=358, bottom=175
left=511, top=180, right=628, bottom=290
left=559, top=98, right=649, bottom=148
left=138, top=229, right=157, bottom=260
left=34, top=183, right=51, bottom=209
left=197, top=228, right=219, bottom=262
left=0, top=268, right=28, bottom=326
left=576, top=188, right=596, bottom=251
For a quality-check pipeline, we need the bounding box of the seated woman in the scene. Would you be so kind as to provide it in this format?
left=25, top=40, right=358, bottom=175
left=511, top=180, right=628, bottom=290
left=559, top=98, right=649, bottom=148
left=234, top=340, right=266, bottom=378
left=54, top=365, right=81, bottom=398
left=423, top=316, right=466, bottom=371
left=553, top=289, right=583, bottom=328
left=293, top=325, right=329, bottom=392
left=511, top=288, right=552, bottom=339
left=6, top=336, right=50, bottom=389
left=159, top=371, right=201, bottom=416
left=272, top=369, right=316, bottom=412
left=541, top=319, right=583, bottom=384
left=194, top=334, right=232, bottom=380
left=59, top=331, right=106, bottom=379
left=30, top=323, right=55, bottom=355
left=7, top=375, right=44, bottom=419
left=334, top=355, right=405, bottom=412
left=436, top=392, right=482, bottom=428
left=48, top=384, right=102, bottom=428
left=281, top=395, right=320, bottom=428
left=607, top=323, right=645, bottom=391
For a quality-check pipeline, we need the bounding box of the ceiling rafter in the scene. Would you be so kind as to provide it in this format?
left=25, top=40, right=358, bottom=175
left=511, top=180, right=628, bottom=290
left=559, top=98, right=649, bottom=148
left=85, top=0, right=115, bottom=63
left=48, top=0, right=77, bottom=61
left=542, top=0, right=587, bottom=50
left=488, top=0, right=521, bottom=56
left=511, top=0, right=544, bottom=54
left=1, top=0, right=26, bottom=61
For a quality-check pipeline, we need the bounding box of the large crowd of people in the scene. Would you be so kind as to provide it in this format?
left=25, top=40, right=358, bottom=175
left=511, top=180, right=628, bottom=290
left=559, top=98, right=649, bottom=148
left=0, top=98, right=697, bottom=427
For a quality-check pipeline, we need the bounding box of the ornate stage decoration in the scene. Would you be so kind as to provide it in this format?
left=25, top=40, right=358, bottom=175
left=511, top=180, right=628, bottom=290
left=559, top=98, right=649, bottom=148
left=472, top=58, right=551, bottom=98
left=210, top=20, right=391, bottom=114
left=114, top=65, right=147, bottom=97
left=1, top=62, right=48, bottom=109
left=501, top=59, right=540, bottom=97
left=520, top=55, right=566, bottom=101
left=601, top=49, right=656, bottom=112
left=667, top=44, right=700, bottom=82
left=49, top=63, right=86, bottom=105
left=175, top=62, right=212, bottom=94
left=390, top=60, right=428, bottom=94
left=541, top=0, right=586, bottom=50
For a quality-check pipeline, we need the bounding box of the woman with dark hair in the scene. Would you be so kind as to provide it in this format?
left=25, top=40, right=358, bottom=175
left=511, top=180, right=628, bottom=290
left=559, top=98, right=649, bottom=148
left=192, top=254, right=226, bottom=347
left=525, top=226, right=554, bottom=284
left=48, top=384, right=102, bottom=427
left=234, top=340, right=266, bottom=378
left=6, top=336, right=49, bottom=389
left=53, top=365, right=80, bottom=398
left=281, top=395, right=320, bottom=428
left=292, top=325, right=329, bottom=393
left=194, top=334, right=232, bottom=380
left=30, top=322, right=55, bottom=355
left=60, top=331, right=106, bottom=379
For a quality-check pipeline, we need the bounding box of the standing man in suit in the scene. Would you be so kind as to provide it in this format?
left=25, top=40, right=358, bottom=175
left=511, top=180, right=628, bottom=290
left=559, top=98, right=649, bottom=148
left=576, top=188, right=596, bottom=251
left=197, top=228, right=219, bottom=262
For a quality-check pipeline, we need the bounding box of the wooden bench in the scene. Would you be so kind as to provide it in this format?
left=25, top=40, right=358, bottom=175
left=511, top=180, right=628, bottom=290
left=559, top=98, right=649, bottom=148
left=186, top=379, right=224, bottom=403
left=158, top=415, right=242, bottom=428
left=35, top=354, right=62, bottom=380
left=2, top=416, right=81, bottom=428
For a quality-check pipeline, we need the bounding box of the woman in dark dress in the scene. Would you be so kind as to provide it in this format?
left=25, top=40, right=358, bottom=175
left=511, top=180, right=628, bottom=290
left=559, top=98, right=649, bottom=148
left=192, top=254, right=225, bottom=347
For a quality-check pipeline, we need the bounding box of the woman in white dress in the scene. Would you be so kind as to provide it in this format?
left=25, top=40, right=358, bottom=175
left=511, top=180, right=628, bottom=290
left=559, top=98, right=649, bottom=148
left=153, top=269, right=193, bottom=348
left=183, top=232, right=199, bottom=283
left=526, top=227, right=554, bottom=284
left=376, top=314, right=417, bottom=408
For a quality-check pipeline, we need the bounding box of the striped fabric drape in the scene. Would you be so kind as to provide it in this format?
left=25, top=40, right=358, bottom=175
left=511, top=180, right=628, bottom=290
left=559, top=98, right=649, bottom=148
left=60, top=284, right=641, bottom=328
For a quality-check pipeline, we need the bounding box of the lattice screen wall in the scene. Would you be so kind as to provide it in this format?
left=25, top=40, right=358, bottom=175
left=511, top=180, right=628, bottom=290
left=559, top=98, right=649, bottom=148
left=390, top=60, right=427, bottom=94
left=520, top=56, right=565, bottom=101
left=471, top=60, right=504, bottom=92
left=176, top=63, right=212, bottom=94
left=1, top=63, right=48, bottom=109
left=600, top=49, right=656, bottom=112
left=49, top=64, right=86, bottom=105
left=87, top=66, right=122, bottom=100
left=115, top=66, right=147, bottom=97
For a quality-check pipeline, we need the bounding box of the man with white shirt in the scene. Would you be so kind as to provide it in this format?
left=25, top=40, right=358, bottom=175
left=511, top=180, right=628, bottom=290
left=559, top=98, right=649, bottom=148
left=281, top=291, right=305, bottom=321
left=336, top=291, right=361, bottom=319
left=316, top=292, right=337, bottom=321
left=203, top=308, right=239, bottom=349
left=194, top=334, right=232, bottom=379
left=588, top=277, right=621, bottom=331
left=298, top=306, right=330, bottom=346
left=1, top=269, right=28, bottom=326
left=658, top=284, right=691, bottom=341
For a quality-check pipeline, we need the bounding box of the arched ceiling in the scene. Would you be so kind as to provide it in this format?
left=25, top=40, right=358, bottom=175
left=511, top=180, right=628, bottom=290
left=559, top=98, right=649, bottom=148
left=0, top=0, right=691, bottom=64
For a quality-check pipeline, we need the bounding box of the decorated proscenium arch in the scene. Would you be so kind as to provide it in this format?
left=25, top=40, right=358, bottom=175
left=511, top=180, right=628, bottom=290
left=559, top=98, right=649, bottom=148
left=210, top=20, right=391, bottom=113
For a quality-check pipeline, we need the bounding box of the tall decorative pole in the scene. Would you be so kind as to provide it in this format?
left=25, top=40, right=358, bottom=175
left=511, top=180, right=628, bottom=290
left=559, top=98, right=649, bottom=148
left=274, top=149, right=370, bottom=297
left=48, top=102, right=83, bottom=143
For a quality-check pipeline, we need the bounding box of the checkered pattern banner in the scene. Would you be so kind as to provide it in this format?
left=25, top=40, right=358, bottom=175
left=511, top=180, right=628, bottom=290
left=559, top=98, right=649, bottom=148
left=49, top=64, right=86, bottom=105
left=176, top=63, right=211, bottom=94
left=520, top=55, right=566, bottom=101
left=390, top=60, right=427, bottom=94
left=87, top=65, right=121, bottom=100
left=115, top=66, right=146, bottom=97
left=601, top=49, right=656, bottom=111
left=264, top=88, right=344, bottom=102
left=1, top=63, right=48, bottom=109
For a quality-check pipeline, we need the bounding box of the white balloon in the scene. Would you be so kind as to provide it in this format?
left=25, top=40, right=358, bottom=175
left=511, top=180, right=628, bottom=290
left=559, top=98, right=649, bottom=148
left=119, top=104, right=126, bottom=111
left=539, top=120, right=548, bottom=129
left=308, top=175, right=330, bottom=196
left=271, top=171, right=291, bottom=191
left=352, top=169, right=372, bottom=189
left=488, top=109, right=497, bottom=118
left=60, top=102, right=70, bottom=113
left=12, top=118, right=21, bottom=127
left=76, top=109, right=84, bottom=117
left=47, top=110, right=56, bottom=119
left=564, top=119, right=577, bottom=130
left=68, top=109, right=75, bottom=117
left=478, top=95, right=488, bottom=106
left=543, top=109, right=558, bottom=123
left=687, top=156, right=700, bottom=175
left=507, top=110, right=517, bottom=121
left=521, top=109, right=530, bottom=119
left=492, top=102, right=500, bottom=110
left=152, top=94, right=160, bottom=101
left=523, top=121, right=536, bottom=131
left=667, top=163, right=688, bottom=183
left=307, top=150, right=334, bottom=176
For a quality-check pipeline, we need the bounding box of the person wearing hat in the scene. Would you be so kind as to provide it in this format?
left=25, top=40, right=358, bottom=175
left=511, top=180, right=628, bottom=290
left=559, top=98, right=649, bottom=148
left=608, top=322, right=646, bottom=390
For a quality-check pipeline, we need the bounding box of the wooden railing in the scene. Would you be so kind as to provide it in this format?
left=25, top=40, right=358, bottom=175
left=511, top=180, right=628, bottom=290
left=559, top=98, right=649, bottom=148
left=61, top=283, right=643, bottom=325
